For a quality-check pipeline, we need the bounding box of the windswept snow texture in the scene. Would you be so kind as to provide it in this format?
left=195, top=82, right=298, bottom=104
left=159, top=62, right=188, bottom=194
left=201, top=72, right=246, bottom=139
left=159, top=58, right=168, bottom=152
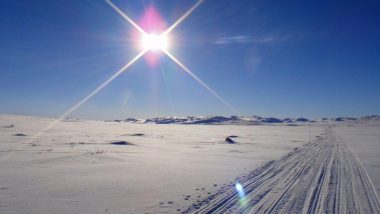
left=0, top=114, right=379, bottom=214
left=185, top=127, right=380, bottom=213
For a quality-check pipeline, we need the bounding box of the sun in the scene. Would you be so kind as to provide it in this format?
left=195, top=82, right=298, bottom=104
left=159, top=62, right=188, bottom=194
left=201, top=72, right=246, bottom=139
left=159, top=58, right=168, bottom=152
left=141, top=33, right=168, bottom=51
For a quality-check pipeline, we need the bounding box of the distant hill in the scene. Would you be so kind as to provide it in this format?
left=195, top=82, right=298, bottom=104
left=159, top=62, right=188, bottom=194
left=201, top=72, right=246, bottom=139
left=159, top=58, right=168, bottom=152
left=112, top=115, right=380, bottom=125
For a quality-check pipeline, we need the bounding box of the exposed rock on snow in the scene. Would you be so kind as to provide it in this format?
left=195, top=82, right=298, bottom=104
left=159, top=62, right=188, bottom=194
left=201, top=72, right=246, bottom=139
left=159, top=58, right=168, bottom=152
left=110, top=141, right=135, bottom=146
left=227, top=135, right=238, bottom=138
left=120, top=133, right=145, bottom=137
left=225, top=137, right=237, bottom=144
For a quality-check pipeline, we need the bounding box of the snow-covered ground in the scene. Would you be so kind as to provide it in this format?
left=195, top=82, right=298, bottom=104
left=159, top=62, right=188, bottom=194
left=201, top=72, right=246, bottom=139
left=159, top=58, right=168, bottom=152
left=190, top=126, right=380, bottom=213
left=335, top=121, right=380, bottom=196
left=0, top=114, right=379, bottom=213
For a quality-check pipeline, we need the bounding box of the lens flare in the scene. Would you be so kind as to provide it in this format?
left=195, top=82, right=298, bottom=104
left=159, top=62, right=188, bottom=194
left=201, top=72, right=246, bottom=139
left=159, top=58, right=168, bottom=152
left=163, top=50, right=241, bottom=115
left=142, top=34, right=168, bottom=51
left=235, top=182, right=248, bottom=207
left=1, top=0, right=242, bottom=164
left=163, top=0, right=204, bottom=36
left=235, top=183, right=243, bottom=192
left=105, top=0, right=147, bottom=35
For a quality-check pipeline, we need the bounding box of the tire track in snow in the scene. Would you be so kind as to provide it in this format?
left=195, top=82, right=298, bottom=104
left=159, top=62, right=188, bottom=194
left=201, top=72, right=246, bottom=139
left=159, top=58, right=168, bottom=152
left=184, top=127, right=380, bottom=214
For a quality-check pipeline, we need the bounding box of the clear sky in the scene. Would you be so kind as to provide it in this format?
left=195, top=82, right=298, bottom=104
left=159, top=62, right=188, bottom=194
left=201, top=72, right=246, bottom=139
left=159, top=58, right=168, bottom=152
left=1, top=0, right=379, bottom=119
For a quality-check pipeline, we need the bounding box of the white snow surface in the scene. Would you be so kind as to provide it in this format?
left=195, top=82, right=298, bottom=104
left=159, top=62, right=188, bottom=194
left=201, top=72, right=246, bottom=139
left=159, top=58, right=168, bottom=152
left=0, top=114, right=379, bottom=213
left=334, top=121, right=380, bottom=196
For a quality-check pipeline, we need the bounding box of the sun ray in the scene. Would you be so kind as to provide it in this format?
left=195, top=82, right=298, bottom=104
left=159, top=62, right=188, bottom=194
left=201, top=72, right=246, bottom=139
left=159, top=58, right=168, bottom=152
left=2, top=0, right=238, bottom=162
left=0, top=51, right=147, bottom=162
left=31, top=50, right=146, bottom=140
left=162, top=0, right=204, bottom=36
left=163, top=50, right=241, bottom=115
left=105, top=0, right=147, bottom=35
left=63, top=51, right=145, bottom=113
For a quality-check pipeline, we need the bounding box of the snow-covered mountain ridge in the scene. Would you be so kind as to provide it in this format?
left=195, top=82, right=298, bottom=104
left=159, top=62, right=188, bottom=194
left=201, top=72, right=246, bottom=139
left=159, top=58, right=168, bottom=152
left=112, top=115, right=380, bottom=125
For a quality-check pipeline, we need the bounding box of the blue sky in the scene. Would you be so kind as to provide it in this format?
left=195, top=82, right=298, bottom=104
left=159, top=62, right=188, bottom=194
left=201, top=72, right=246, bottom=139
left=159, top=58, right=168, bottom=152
left=0, top=0, right=379, bottom=119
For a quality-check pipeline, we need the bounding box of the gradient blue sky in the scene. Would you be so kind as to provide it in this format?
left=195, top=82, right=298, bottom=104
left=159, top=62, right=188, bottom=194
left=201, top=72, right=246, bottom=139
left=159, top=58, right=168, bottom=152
left=1, top=0, right=379, bottom=119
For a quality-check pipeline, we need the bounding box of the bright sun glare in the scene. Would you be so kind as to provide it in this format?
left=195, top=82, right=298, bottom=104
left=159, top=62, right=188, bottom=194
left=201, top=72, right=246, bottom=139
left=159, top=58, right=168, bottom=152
left=141, top=34, right=168, bottom=51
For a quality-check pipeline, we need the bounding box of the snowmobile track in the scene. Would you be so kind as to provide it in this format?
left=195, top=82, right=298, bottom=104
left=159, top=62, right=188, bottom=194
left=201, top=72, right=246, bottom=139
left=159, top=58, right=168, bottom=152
left=184, top=127, right=380, bottom=214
